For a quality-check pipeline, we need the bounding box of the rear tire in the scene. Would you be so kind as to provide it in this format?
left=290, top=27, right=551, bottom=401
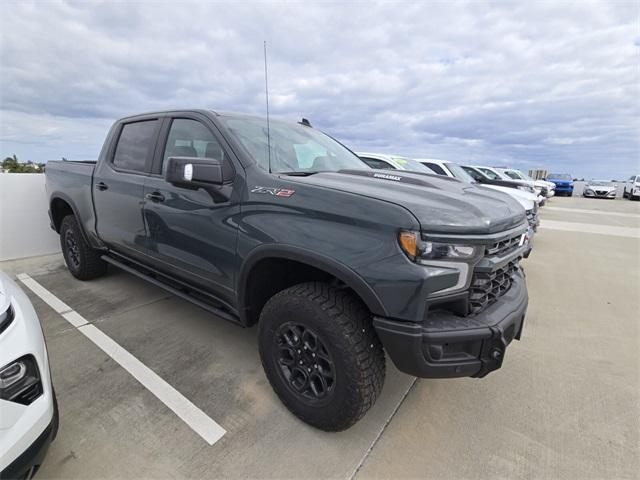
left=60, top=215, right=107, bottom=280
left=258, top=282, right=385, bottom=431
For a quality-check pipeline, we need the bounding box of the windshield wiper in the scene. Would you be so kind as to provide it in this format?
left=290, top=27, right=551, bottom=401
left=278, top=171, right=320, bottom=176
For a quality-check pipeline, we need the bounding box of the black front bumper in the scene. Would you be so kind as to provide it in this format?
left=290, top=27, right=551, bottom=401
left=373, top=271, right=528, bottom=379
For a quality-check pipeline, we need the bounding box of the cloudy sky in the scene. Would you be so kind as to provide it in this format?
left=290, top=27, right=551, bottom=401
left=1, top=1, right=638, bottom=179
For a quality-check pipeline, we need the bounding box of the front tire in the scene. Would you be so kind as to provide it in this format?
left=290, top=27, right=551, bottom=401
left=60, top=215, right=107, bottom=280
left=258, top=282, right=385, bottom=431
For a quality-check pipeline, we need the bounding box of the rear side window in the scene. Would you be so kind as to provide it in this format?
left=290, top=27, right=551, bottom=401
left=422, top=162, right=446, bottom=175
left=113, top=120, right=158, bottom=172
left=361, top=157, right=395, bottom=169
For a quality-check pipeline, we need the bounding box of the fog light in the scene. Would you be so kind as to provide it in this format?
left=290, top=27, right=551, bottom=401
left=0, top=361, right=27, bottom=388
left=0, top=355, right=42, bottom=405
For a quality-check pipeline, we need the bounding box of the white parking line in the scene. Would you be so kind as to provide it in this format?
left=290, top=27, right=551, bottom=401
left=545, top=206, right=640, bottom=218
left=17, top=273, right=226, bottom=446
left=540, top=220, right=640, bottom=239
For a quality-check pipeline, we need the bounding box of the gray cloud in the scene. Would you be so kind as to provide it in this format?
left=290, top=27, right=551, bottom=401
left=1, top=0, right=638, bottom=178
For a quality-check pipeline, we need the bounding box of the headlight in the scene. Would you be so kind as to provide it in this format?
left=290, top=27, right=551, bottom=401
left=585, top=189, right=594, bottom=194
left=0, top=304, right=14, bottom=335
left=0, top=355, right=43, bottom=405
left=399, top=231, right=481, bottom=262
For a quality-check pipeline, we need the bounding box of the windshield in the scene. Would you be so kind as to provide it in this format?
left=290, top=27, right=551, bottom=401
left=514, top=170, right=534, bottom=181
left=391, top=156, right=434, bottom=174
left=478, top=167, right=502, bottom=180
left=550, top=173, right=572, bottom=180
left=503, top=170, right=522, bottom=180
left=589, top=181, right=610, bottom=186
left=445, top=163, right=475, bottom=183
left=221, top=116, right=367, bottom=174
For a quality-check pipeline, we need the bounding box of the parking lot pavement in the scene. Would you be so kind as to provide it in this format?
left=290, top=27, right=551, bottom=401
left=1, top=195, right=638, bottom=479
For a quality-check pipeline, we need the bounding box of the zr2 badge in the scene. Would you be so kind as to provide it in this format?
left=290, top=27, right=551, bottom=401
left=251, top=186, right=296, bottom=198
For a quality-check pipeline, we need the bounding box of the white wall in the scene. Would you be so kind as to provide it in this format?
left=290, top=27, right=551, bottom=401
left=0, top=174, right=61, bottom=261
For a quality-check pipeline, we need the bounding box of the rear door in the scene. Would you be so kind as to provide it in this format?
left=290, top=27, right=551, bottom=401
left=93, top=117, right=161, bottom=260
left=142, top=114, right=241, bottom=305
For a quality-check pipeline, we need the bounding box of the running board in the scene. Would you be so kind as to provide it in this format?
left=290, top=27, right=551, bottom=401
left=101, top=255, right=243, bottom=326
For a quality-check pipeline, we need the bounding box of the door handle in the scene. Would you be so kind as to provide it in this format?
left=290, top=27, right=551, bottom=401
left=145, top=192, right=165, bottom=202
left=96, top=182, right=108, bottom=191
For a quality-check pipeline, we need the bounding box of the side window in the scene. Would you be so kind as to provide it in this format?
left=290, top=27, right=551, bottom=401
left=423, top=162, right=446, bottom=175
left=463, top=167, right=482, bottom=181
left=361, top=157, right=395, bottom=170
left=112, top=120, right=158, bottom=172
left=162, top=119, right=226, bottom=173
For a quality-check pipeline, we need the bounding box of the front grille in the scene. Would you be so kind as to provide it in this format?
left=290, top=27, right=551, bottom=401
left=469, top=260, right=520, bottom=314
left=485, top=234, right=522, bottom=256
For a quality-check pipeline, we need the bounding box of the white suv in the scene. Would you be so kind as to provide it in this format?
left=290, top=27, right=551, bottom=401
left=0, top=272, right=58, bottom=478
left=623, top=175, right=640, bottom=200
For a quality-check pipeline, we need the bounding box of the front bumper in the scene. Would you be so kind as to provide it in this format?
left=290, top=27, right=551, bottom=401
left=583, top=189, right=616, bottom=198
left=554, top=184, right=574, bottom=194
left=1, top=401, right=57, bottom=480
left=373, top=271, right=528, bottom=378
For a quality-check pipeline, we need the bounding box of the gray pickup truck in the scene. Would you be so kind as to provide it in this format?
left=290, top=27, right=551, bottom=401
left=45, top=109, right=529, bottom=431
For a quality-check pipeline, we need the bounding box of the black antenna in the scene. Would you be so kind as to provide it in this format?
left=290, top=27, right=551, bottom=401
left=263, top=40, right=272, bottom=173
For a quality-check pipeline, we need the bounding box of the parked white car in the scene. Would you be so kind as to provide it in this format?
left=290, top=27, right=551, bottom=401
left=473, top=166, right=545, bottom=197
left=0, top=272, right=57, bottom=479
left=583, top=180, right=617, bottom=199
left=357, top=152, right=436, bottom=174
left=461, top=165, right=545, bottom=207
left=496, top=168, right=555, bottom=198
left=623, top=174, right=640, bottom=200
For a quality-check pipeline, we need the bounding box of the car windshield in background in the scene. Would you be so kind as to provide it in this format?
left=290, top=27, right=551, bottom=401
left=503, top=170, right=521, bottom=180
left=446, top=163, right=475, bottom=183
left=392, top=157, right=434, bottom=174
left=589, top=181, right=610, bottom=186
left=550, top=174, right=572, bottom=180
left=478, top=168, right=502, bottom=180
left=221, top=116, right=366, bottom=174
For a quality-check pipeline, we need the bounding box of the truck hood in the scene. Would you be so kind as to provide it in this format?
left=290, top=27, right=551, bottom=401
left=285, top=170, right=526, bottom=235
left=481, top=184, right=535, bottom=211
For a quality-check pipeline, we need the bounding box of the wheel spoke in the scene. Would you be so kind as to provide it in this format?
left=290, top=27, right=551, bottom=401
left=274, top=322, right=335, bottom=401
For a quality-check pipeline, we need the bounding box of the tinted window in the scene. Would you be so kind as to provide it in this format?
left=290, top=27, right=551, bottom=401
left=478, top=167, right=501, bottom=180
left=361, top=157, right=395, bottom=169
left=163, top=119, right=225, bottom=173
left=113, top=120, right=158, bottom=172
left=422, top=162, right=446, bottom=175
left=462, top=166, right=484, bottom=181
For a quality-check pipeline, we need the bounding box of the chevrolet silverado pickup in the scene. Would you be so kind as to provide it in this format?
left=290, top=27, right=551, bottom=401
left=45, top=110, right=530, bottom=431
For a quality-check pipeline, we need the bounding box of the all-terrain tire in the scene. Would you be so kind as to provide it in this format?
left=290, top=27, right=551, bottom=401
left=60, top=215, right=107, bottom=280
left=258, top=282, right=385, bottom=431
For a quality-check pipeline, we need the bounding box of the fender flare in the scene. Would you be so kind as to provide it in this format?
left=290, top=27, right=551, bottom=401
left=237, top=244, right=388, bottom=320
left=49, top=192, right=97, bottom=248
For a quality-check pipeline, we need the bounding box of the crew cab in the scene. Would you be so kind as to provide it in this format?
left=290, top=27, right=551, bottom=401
left=46, top=110, right=530, bottom=431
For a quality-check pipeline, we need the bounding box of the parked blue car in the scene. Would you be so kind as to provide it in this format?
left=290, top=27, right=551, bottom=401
left=547, top=173, right=574, bottom=196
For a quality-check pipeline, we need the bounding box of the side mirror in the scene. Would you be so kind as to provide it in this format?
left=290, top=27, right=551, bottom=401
left=165, top=157, right=223, bottom=189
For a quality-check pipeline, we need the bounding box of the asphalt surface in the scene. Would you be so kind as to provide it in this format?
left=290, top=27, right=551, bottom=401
left=1, top=195, right=638, bottom=479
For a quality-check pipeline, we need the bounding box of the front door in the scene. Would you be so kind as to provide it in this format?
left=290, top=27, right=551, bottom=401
left=142, top=116, right=241, bottom=306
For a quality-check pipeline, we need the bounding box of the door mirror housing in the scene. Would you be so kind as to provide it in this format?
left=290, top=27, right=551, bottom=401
left=165, top=157, right=224, bottom=189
